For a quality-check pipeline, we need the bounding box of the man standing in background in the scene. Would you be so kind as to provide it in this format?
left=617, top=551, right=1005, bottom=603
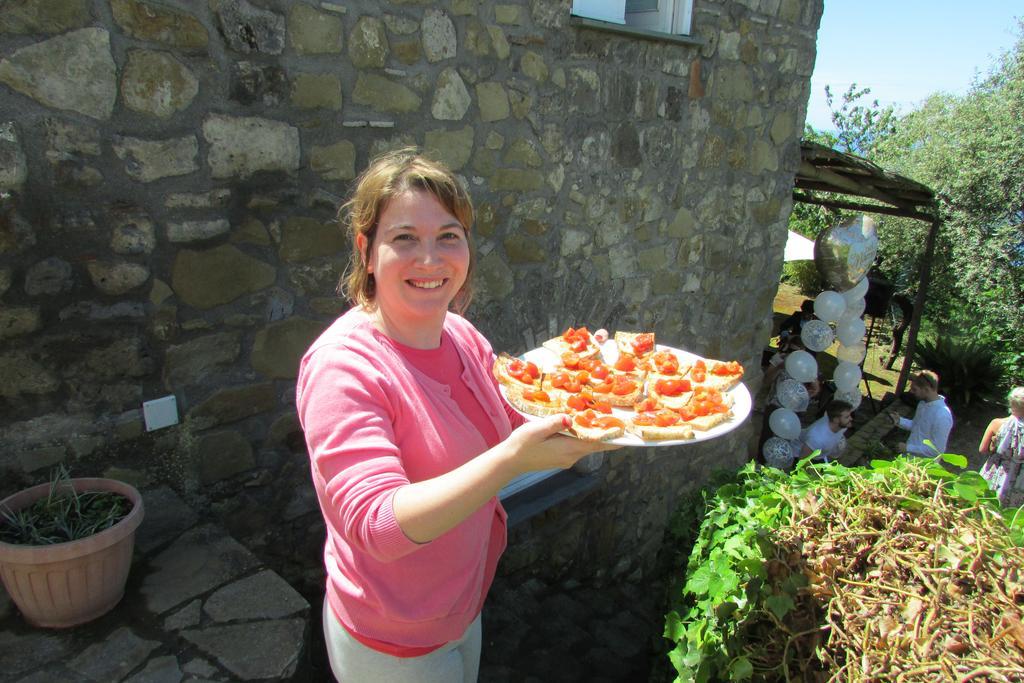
left=889, top=370, right=954, bottom=456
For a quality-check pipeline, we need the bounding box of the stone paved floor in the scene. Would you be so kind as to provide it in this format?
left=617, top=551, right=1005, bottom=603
left=0, top=486, right=312, bottom=683
left=300, top=573, right=673, bottom=682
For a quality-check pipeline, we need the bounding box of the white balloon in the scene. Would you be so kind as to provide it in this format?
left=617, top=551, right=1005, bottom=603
left=814, top=290, right=847, bottom=323
left=800, top=319, right=835, bottom=353
left=784, top=349, right=818, bottom=383
left=776, top=378, right=810, bottom=412
left=836, top=342, right=867, bottom=363
left=763, top=437, right=796, bottom=469
left=842, top=277, right=869, bottom=302
left=769, top=408, right=802, bottom=440
left=833, top=387, right=863, bottom=411
left=833, top=361, right=862, bottom=391
left=836, top=316, right=866, bottom=346
left=844, top=296, right=866, bottom=319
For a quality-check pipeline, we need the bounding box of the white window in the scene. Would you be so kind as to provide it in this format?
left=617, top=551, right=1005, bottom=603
left=571, top=0, right=693, bottom=35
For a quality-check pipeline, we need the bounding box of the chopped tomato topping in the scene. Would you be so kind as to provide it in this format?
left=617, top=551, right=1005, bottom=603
left=611, top=378, right=637, bottom=396
left=634, top=397, right=659, bottom=413
left=561, top=352, right=580, bottom=369
left=652, top=350, right=679, bottom=375
left=690, top=366, right=706, bottom=383
left=631, top=333, right=655, bottom=356
left=655, top=378, right=691, bottom=396
left=633, top=412, right=656, bottom=426
left=562, top=327, right=592, bottom=353
left=508, top=359, right=539, bottom=384
left=593, top=400, right=613, bottom=414
left=566, top=394, right=588, bottom=411
left=575, top=410, right=624, bottom=430
left=711, top=361, right=743, bottom=376
left=593, top=380, right=614, bottom=394
left=655, top=409, right=681, bottom=427
left=615, top=355, right=637, bottom=372
left=550, top=372, right=570, bottom=389
left=590, top=363, right=610, bottom=380
left=523, top=389, right=551, bottom=403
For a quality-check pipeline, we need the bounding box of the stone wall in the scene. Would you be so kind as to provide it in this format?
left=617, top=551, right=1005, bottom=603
left=0, top=0, right=823, bottom=589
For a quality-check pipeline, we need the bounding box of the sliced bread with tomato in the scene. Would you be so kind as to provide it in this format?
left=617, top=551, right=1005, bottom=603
left=505, top=387, right=564, bottom=417
left=570, top=409, right=626, bottom=442
left=645, top=376, right=694, bottom=410
left=589, top=372, right=644, bottom=407
left=614, top=331, right=656, bottom=360
left=689, top=358, right=744, bottom=392
left=628, top=408, right=695, bottom=441
left=542, top=326, right=602, bottom=360
left=677, top=386, right=734, bottom=430
left=493, top=352, right=542, bottom=390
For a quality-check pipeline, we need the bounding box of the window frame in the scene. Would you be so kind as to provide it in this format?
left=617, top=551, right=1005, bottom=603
left=570, top=0, right=701, bottom=44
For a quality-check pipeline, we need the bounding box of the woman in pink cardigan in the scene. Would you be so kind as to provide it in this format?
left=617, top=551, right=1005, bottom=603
left=296, top=149, right=617, bottom=682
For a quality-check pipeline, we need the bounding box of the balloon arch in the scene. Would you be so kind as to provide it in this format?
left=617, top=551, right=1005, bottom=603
left=763, top=141, right=941, bottom=468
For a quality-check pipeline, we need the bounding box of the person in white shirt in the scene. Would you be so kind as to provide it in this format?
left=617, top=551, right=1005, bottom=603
left=799, top=400, right=854, bottom=463
left=888, top=370, right=954, bottom=456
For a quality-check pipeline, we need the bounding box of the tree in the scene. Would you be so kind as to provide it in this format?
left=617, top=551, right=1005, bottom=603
left=874, top=24, right=1024, bottom=382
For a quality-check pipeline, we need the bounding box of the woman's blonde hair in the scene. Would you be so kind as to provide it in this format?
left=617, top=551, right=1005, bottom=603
left=338, top=148, right=475, bottom=313
left=1009, top=387, right=1024, bottom=412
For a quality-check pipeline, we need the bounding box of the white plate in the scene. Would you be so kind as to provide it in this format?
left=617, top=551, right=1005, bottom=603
left=498, top=341, right=752, bottom=448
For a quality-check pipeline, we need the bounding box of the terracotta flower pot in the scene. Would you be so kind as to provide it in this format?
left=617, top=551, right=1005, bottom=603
left=0, top=478, right=144, bottom=628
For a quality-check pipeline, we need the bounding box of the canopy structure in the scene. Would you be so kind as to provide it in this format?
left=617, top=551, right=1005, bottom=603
left=792, top=140, right=941, bottom=396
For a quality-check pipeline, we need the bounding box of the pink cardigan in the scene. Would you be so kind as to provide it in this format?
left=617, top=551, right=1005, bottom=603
left=296, top=307, right=514, bottom=648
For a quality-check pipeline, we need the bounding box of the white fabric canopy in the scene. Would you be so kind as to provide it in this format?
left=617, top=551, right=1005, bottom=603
left=784, top=230, right=816, bottom=262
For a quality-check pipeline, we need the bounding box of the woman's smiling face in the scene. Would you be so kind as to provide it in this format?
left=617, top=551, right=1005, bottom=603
left=359, top=189, right=470, bottom=342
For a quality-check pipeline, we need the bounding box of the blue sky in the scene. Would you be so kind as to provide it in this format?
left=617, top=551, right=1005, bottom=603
left=806, top=1, right=1021, bottom=131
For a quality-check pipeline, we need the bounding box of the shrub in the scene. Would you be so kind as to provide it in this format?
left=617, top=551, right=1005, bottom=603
left=912, top=336, right=1002, bottom=407
left=780, top=260, right=827, bottom=297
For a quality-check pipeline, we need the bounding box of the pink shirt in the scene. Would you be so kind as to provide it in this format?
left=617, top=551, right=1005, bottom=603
left=296, top=307, right=519, bottom=651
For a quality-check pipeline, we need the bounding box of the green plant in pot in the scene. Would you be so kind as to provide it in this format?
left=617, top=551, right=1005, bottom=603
left=0, top=465, right=145, bottom=628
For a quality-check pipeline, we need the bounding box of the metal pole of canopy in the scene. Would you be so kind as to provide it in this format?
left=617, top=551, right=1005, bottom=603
left=895, top=210, right=942, bottom=395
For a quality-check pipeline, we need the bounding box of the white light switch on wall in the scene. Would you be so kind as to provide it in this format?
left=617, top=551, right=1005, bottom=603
left=143, top=395, right=179, bottom=431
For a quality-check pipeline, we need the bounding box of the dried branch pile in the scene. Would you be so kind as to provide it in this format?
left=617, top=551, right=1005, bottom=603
left=778, top=462, right=1024, bottom=682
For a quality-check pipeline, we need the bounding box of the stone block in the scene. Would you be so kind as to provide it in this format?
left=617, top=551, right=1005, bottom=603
left=353, top=72, right=421, bottom=113
left=423, top=125, right=474, bottom=171
left=229, top=61, right=289, bottom=106
left=197, top=430, right=254, bottom=483
left=25, top=257, right=73, bottom=295
left=216, top=0, right=285, bottom=54
left=113, top=135, right=199, bottom=182
left=251, top=317, right=326, bottom=379
left=121, top=49, right=198, bottom=118
left=349, top=16, right=389, bottom=67
left=279, top=216, right=347, bottom=262
left=475, top=82, right=510, bottom=121
left=202, top=114, right=300, bottom=179
left=203, top=570, right=308, bottom=621
left=111, top=0, right=207, bottom=49
left=0, top=28, right=116, bottom=120
left=431, top=67, right=471, bottom=120
left=287, top=2, right=342, bottom=54
left=86, top=260, right=150, bottom=295
left=0, top=122, right=27, bottom=191
left=421, top=8, right=456, bottom=62
left=171, top=245, right=276, bottom=310
left=310, top=140, right=356, bottom=180
left=166, top=219, right=231, bottom=244
left=0, top=0, right=91, bottom=34
left=290, top=72, right=342, bottom=109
